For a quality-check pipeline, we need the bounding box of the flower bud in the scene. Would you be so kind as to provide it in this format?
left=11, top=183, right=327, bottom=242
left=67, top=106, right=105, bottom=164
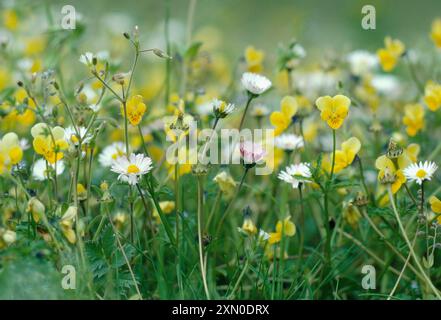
left=26, top=197, right=45, bottom=222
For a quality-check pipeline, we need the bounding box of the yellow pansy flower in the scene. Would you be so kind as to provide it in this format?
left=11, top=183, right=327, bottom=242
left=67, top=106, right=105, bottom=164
left=241, top=217, right=257, bottom=235
left=245, top=46, right=264, bottom=73
left=397, top=143, right=420, bottom=169
left=315, top=94, right=351, bottom=130
left=375, top=155, right=406, bottom=194
left=323, top=137, right=361, bottom=174
left=25, top=37, right=46, bottom=56
left=430, top=18, right=441, bottom=48
left=429, top=196, right=441, bottom=224
left=26, top=197, right=45, bottom=223
left=424, top=81, right=441, bottom=112
left=343, top=203, right=361, bottom=228
left=122, top=95, right=147, bottom=126
left=31, top=123, right=68, bottom=164
left=3, top=9, right=18, bottom=30
left=60, top=206, right=77, bottom=244
left=268, top=216, right=296, bottom=245
left=270, top=96, right=298, bottom=136
left=377, top=37, right=405, bottom=72
left=0, top=132, right=23, bottom=174
left=213, top=171, right=236, bottom=198
left=153, top=201, right=175, bottom=223
left=402, top=103, right=424, bottom=137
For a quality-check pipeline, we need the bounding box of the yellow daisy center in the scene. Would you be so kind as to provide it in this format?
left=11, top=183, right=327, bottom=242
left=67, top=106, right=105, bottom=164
left=127, top=164, right=140, bottom=174
left=416, top=169, right=427, bottom=179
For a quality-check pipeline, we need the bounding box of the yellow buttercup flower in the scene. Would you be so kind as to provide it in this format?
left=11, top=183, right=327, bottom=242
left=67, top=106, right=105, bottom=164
left=424, top=81, right=441, bottom=112
left=375, top=155, right=406, bottom=194
left=245, top=46, right=264, bottom=73
left=0, top=132, right=23, bottom=174
left=122, top=95, right=147, bottom=126
left=377, top=37, right=405, bottom=72
left=31, top=123, right=69, bottom=164
left=268, top=216, right=296, bottom=245
left=402, top=103, right=424, bottom=137
left=270, top=96, right=298, bottom=136
left=430, top=18, right=441, bottom=48
left=315, top=94, right=351, bottom=130
left=3, top=9, right=18, bottom=30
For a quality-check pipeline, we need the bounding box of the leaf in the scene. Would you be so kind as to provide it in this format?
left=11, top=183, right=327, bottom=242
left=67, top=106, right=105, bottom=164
left=184, top=42, right=203, bottom=60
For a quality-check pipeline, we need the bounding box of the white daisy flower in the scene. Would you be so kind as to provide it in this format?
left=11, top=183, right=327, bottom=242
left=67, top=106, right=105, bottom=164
left=241, top=72, right=272, bottom=95
left=64, top=126, right=92, bottom=146
left=258, top=229, right=270, bottom=241
left=89, top=104, right=101, bottom=113
left=111, top=153, right=153, bottom=185
left=403, top=161, right=438, bottom=185
left=32, top=158, right=65, bottom=181
left=251, top=104, right=270, bottom=117
left=346, top=50, right=378, bottom=76
left=79, top=52, right=94, bottom=66
left=98, top=142, right=126, bottom=167
left=212, top=98, right=235, bottom=118
left=275, top=134, right=304, bottom=151
left=278, top=163, right=312, bottom=188
left=19, top=138, right=30, bottom=150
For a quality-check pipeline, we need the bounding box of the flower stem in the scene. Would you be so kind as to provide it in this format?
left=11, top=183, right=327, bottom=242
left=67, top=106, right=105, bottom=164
left=197, top=176, right=211, bottom=299
left=387, top=185, right=441, bottom=299
left=238, top=95, right=254, bottom=132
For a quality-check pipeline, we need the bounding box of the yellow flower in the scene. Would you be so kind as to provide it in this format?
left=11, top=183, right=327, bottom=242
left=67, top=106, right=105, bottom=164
left=424, top=81, right=441, bottom=112
left=429, top=196, right=441, bottom=213
left=429, top=196, right=441, bottom=224
left=122, top=95, right=147, bottom=126
left=0, top=132, right=23, bottom=174
left=375, top=155, right=406, bottom=194
left=268, top=216, right=296, bottom=245
left=3, top=9, right=18, bottom=30
left=270, top=96, right=298, bottom=136
left=60, top=206, right=77, bottom=244
left=241, top=218, right=257, bottom=235
left=213, top=171, right=236, bottom=198
left=0, top=68, right=10, bottom=91
left=31, top=123, right=69, bottom=164
left=245, top=46, right=264, bottom=73
left=397, top=143, right=420, bottom=169
left=153, top=201, right=176, bottom=223
left=377, top=37, right=405, bottom=72
left=25, top=37, right=46, bottom=56
left=430, top=18, right=441, bottom=48
left=402, top=103, right=424, bottom=137
left=77, top=183, right=87, bottom=201
left=315, top=95, right=351, bottom=130
left=26, top=197, right=45, bottom=223
left=343, top=203, right=361, bottom=228
left=324, top=137, right=361, bottom=174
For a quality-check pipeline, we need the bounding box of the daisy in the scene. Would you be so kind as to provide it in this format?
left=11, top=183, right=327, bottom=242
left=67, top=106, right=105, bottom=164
left=275, top=133, right=304, bottom=151
left=212, top=99, right=235, bottom=118
left=346, top=50, right=378, bottom=76
left=98, top=142, right=126, bottom=167
left=79, top=52, right=94, bottom=66
left=241, top=72, right=272, bottom=95
left=64, top=126, right=92, bottom=146
left=403, top=161, right=438, bottom=185
left=111, top=153, right=153, bottom=185
left=32, top=158, right=65, bottom=181
left=278, top=163, right=312, bottom=188
left=239, top=141, right=266, bottom=165
left=251, top=104, right=270, bottom=118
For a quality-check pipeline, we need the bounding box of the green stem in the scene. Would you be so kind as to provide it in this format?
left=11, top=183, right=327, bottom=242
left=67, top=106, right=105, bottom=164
left=197, top=176, right=210, bottom=299
left=238, top=95, right=254, bottom=132
left=387, top=185, right=441, bottom=299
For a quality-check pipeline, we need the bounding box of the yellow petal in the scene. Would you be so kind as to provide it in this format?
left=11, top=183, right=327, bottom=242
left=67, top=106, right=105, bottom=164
left=315, top=95, right=333, bottom=112
left=341, top=137, right=361, bottom=164
left=280, top=96, right=297, bottom=118
left=375, top=155, right=395, bottom=171
left=429, top=196, right=441, bottom=214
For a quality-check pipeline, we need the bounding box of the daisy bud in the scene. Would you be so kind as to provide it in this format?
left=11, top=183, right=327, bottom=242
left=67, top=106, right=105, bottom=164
left=17, top=80, right=23, bottom=87
left=192, top=163, right=209, bottom=176
left=112, top=72, right=126, bottom=85
left=153, top=48, right=172, bottom=59
left=380, top=167, right=396, bottom=184
left=123, top=32, right=130, bottom=40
